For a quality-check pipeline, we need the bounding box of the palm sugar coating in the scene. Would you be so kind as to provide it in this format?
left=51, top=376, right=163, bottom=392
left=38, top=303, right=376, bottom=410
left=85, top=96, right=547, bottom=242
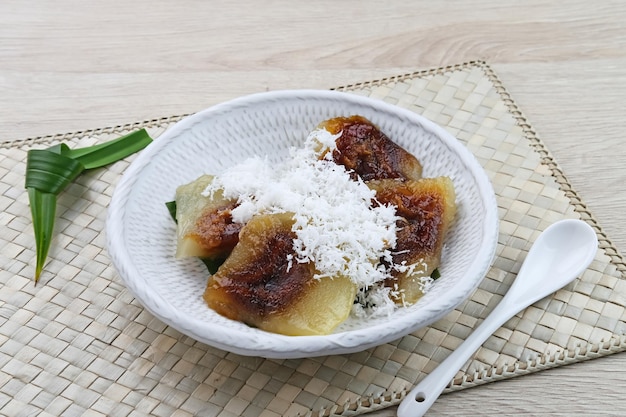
left=369, top=178, right=456, bottom=303
left=205, top=214, right=315, bottom=322
left=319, top=115, right=422, bottom=181
left=175, top=174, right=242, bottom=260
left=379, top=185, right=443, bottom=261
left=192, top=201, right=242, bottom=258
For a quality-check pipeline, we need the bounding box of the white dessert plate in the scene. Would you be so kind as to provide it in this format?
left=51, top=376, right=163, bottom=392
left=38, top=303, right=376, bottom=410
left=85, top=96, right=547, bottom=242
left=106, top=90, right=498, bottom=358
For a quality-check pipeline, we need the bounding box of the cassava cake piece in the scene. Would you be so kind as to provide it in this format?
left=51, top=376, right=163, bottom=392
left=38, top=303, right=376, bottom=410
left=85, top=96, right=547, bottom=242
left=174, top=175, right=241, bottom=261
left=204, top=213, right=357, bottom=336
left=368, top=177, right=456, bottom=304
left=317, top=115, right=423, bottom=181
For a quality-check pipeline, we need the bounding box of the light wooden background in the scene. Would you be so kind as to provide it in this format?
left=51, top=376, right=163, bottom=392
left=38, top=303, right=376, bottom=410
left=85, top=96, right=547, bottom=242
left=2, top=1, right=626, bottom=415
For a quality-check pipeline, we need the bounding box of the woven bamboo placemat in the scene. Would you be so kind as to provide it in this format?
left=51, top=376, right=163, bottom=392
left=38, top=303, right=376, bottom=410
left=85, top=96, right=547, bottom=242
left=1, top=61, right=626, bottom=417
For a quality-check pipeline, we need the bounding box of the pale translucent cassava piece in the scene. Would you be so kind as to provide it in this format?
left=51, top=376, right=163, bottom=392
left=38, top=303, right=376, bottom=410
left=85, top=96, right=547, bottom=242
left=174, top=174, right=240, bottom=261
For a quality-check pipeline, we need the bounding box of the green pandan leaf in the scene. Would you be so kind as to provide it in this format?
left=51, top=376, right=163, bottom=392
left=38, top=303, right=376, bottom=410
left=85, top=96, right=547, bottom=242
left=26, top=149, right=85, bottom=194
left=26, top=129, right=153, bottom=283
left=27, top=188, right=57, bottom=282
left=66, top=129, right=153, bottom=169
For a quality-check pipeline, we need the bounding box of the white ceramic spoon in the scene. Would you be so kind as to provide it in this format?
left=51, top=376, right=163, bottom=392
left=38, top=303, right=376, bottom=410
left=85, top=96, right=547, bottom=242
left=397, top=219, right=598, bottom=417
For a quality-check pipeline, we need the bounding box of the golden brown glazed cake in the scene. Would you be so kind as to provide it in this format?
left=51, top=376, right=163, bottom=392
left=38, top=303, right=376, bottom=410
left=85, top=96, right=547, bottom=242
left=317, top=115, right=423, bottom=181
left=204, top=213, right=356, bottom=336
left=174, top=175, right=241, bottom=260
left=368, top=177, right=457, bottom=304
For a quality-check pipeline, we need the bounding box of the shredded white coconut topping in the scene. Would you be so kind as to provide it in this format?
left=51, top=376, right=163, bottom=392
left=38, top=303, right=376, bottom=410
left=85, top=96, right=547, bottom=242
left=202, top=128, right=433, bottom=315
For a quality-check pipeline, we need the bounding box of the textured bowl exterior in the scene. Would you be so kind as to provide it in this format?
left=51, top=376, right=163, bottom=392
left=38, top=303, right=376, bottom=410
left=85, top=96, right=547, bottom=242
left=106, top=90, right=499, bottom=358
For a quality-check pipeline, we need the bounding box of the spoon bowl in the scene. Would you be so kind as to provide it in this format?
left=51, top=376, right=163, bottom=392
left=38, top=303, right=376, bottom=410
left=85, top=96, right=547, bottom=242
left=503, top=218, right=598, bottom=309
left=397, top=219, right=598, bottom=417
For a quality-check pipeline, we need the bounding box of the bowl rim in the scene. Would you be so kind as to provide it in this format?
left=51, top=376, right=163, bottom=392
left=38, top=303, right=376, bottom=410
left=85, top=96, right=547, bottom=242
left=106, top=89, right=499, bottom=358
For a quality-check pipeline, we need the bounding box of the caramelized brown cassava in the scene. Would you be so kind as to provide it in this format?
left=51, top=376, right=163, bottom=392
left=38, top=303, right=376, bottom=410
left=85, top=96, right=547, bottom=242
left=368, top=177, right=456, bottom=304
left=174, top=175, right=241, bottom=260
left=318, top=115, right=423, bottom=181
left=204, top=213, right=356, bottom=336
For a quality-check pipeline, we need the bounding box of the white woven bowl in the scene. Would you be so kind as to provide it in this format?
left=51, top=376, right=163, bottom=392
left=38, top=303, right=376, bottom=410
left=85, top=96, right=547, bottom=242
left=107, top=90, right=498, bottom=358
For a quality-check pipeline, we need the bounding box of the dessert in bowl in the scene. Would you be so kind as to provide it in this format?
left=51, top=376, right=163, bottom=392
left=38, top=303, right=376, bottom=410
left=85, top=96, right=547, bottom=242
left=106, top=90, right=498, bottom=358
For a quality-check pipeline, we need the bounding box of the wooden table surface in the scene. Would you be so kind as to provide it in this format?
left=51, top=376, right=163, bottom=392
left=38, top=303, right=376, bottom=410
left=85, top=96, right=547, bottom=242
left=3, top=1, right=626, bottom=415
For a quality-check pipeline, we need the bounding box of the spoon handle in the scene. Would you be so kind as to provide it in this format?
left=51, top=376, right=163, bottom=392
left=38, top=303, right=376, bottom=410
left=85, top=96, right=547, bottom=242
left=396, top=300, right=520, bottom=417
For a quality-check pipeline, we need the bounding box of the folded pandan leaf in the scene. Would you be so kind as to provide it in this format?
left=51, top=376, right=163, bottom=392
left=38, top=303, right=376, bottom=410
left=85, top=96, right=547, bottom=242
left=25, top=129, right=153, bottom=284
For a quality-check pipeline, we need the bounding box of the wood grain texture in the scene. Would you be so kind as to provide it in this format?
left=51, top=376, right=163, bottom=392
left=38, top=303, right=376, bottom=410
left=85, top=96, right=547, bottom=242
left=2, top=0, right=626, bottom=415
